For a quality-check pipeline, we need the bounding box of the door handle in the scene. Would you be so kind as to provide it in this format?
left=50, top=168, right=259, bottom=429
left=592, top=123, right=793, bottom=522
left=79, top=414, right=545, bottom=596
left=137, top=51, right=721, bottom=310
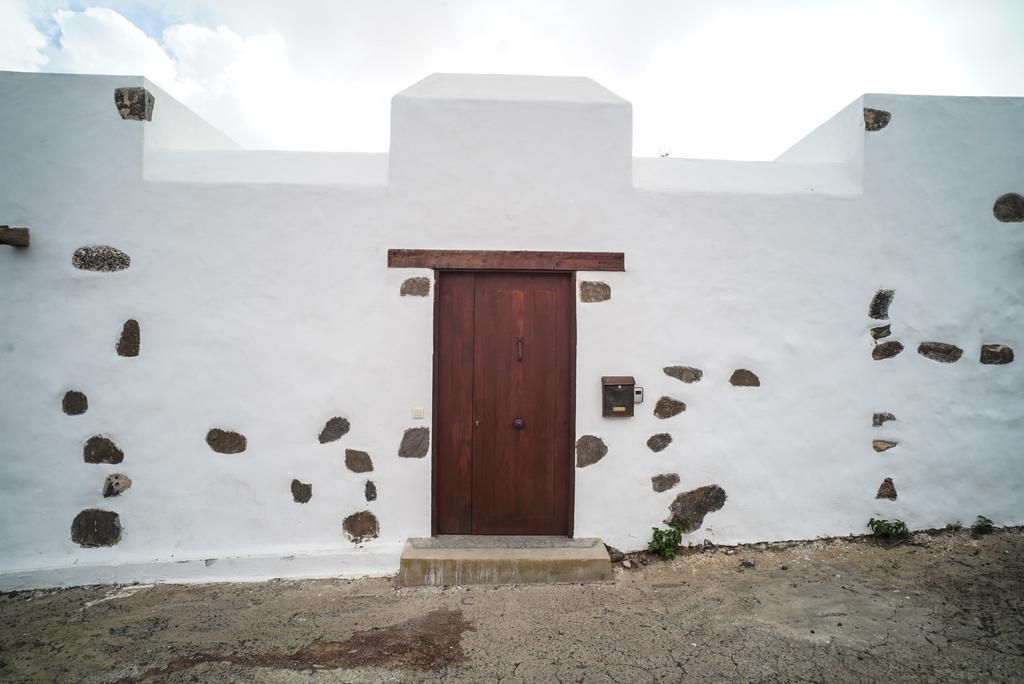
left=512, top=417, right=525, bottom=430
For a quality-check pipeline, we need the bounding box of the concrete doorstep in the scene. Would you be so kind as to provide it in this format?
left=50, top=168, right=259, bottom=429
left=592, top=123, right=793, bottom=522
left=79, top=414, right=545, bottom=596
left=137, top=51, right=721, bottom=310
left=399, top=535, right=613, bottom=586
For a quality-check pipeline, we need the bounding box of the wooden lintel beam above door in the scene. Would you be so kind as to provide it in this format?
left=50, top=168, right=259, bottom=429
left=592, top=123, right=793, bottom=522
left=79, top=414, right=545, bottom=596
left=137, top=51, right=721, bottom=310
left=387, top=249, right=625, bottom=272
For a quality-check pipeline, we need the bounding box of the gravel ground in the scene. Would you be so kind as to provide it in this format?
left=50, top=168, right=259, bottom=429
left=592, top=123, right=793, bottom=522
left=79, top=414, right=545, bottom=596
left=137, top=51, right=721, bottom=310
left=1, top=528, right=1022, bottom=683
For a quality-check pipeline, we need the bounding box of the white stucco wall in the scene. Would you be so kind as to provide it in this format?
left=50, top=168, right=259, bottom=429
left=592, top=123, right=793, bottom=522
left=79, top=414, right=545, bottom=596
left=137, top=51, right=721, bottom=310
left=1, top=71, right=1022, bottom=589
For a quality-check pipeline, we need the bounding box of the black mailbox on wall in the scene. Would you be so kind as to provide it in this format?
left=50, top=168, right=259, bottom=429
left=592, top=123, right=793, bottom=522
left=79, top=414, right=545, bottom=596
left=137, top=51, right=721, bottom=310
left=602, top=376, right=636, bottom=417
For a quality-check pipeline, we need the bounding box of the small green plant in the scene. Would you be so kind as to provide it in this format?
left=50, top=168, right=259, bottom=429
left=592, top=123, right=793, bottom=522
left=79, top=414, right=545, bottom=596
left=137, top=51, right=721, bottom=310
left=647, top=516, right=690, bottom=559
left=868, top=517, right=910, bottom=541
left=971, top=515, right=995, bottom=537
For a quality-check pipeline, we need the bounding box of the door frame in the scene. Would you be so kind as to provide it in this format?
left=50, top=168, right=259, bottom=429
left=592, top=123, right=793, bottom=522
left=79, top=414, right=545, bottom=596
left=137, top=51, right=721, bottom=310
left=431, top=269, right=577, bottom=536
left=386, top=249, right=625, bottom=538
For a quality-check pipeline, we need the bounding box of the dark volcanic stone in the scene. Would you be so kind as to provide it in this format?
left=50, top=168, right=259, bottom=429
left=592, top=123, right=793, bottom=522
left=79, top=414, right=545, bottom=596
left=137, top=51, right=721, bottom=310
left=365, top=480, right=377, bottom=502
left=872, top=341, right=904, bottom=360
left=579, top=281, right=611, bottom=303
left=980, top=344, right=1014, bottom=365
left=206, top=428, right=247, bottom=454
left=343, top=510, right=379, bottom=543
left=664, top=366, right=702, bottom=383
left=729, top=369, right=760, bottom=387
left=318, top=417, right=350, bottom=444
left=869, top=289, right=895, bottom=319
left=291, top=479, right=312, bottom=503
left=114, top=86, right=155, bottom=121
left=72, top=245, right=130, bottom=272
left=575, top=435, right=608, bottom=468
left=102, top=473, right=132, bottom=497
left=653, top=396, right=686, bottom=419
left=116, top=319, right=140, bottom=357
left=605, top=545, right=626, bottom=562
left=918, top=342, right=962, bottom=363
left=870, top=325, right=891, bottom=340
left=84, top=436, right=124, bottom=464
left=0, top=226, right=30, bottom=248
left=993, top=193, right=1024, bottom=222
left=652, top=473, right=680, bottom=493
left=345, top=449, right=374, bottom=473
left=399, top=427, right=430, bottom=458
left=62, top=390, right=88, bottom=415
left=647, top=433, right=672, bottom=453
left=665, top=485, right=727, bottom=532
left=400, top=277, right=430, bottom=296
left=877, top=477, right=897, bottom=500
left=863, top=108, right=891, bottom=131
left=872, top=412, right=896, bottom=427
left=71, top=509, right=121, bottom=547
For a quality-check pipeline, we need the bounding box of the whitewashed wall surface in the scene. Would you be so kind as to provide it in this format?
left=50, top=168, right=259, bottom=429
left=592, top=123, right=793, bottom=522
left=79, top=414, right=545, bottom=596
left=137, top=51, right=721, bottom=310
left=1, top=71, right=1022, bottom=589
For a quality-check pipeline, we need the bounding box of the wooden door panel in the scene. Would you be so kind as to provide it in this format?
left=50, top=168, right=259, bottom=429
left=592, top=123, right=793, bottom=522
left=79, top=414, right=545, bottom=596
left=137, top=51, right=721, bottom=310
left=471, top=273, right=572, bottom=534
left=434, top=272, right=475, bottom=534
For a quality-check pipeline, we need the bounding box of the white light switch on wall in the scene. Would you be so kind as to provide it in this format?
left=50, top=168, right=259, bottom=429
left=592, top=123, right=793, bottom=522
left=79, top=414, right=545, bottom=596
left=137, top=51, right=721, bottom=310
left=412, top=407, right=425, bottom=419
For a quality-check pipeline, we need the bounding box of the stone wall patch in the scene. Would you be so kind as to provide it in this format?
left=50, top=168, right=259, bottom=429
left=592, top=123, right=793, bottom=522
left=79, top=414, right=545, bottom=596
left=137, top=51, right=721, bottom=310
left=343, top=510, right=379, bottom=543
left=71, top=509, right=122, bottom=547
left=345, top=449, right=374, bottom=473
left=84, top=435, right=124, bottom=464
left=575, top=435, right=608, bottom=468
left=665, top=484, right=727, bottom=532
left=652, top=473, right=680, bottom=493
left=399, top=427, right=430, bottom=458
left=579, top=281, right=611, bottom=303
left=72, top=245, right=130, bottom=272
left=993, top=193, right=1024, bottom=223
left=872, top=412, right=896, bottom=427
left=918, top=341, right=962, bottom=363
left=0, top=226, right=30, bottom=248
left=876, top=477, right=897, bottom=500
left=729, top=369, right=760, bottom=387
left=647, top=433, right=672, bottom=452
left=291, top=479, right=312, bottom=503
left=206, top=428, right=247, bottom=454
left=980, top=344, right=1014, bottom=365
left=62, top=390, right=88, bottom=415
left=400, top=277, right=430, bottom=296
left=114, top=87, right=155, bottom=121
left=102, top=474, right=132, bottom=497
left=653, top=396, right=686, bottom=419
left=116, top=319, right=140, bottom=357
left=872, top=341, right=904, bottom=360
left=869, top=289, right=894, bottom=319
left=318, top=417, right=350, bottom=444
left=664, top=366, right=702, bottom=383
left=863, top=108, right=891, bottom=131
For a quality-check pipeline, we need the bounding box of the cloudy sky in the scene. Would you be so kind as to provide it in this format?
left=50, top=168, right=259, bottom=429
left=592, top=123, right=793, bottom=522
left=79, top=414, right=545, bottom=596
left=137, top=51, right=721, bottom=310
left=3, top=0, right=1023, bottom=158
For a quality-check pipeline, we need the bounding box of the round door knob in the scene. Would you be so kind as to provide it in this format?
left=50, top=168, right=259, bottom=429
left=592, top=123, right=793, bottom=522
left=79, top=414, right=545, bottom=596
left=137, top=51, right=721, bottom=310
left=512, top=417, right=525, bottom=430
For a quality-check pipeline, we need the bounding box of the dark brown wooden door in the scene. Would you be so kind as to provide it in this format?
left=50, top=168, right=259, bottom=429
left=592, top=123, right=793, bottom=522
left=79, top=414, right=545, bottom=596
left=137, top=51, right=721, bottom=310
left=434, top=271, right=574, bottom=535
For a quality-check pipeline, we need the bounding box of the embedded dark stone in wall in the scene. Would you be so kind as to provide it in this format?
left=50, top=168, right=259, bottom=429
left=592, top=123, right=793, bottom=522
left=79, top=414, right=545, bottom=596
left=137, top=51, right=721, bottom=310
left=863, top=108, right=891, bottom=131
left=345, top=449, right=374, bottom=473
left=870, top=325, right=891, bottom=340
left=918, top=341, right=962, bottom=363
left=318, top=417, right=350, bottom=444
left=980, top=344, right=1014, bottom=365
left=291, top=479, right=312, bottom=503
left=71, top=509, right=122, bottom=547
left=62, top=390, right=88, bottom=415
left=575, top=435, right=608, bottom=468
left=876, top=477, right=897, bottom=500
left=654, top=396, right=686, bottom=419
left=206, top=428, right=247, bottom=454
left=84, top=435, right=124, bottom=464
left=993, top=193, right=1024, bottom=222
left=399, top=427, right=430, bottom=458
left=869, top=289, right=895, bottom=319
left=873, top=412, right=896, bottom=427
left=72, top=245, right=130, bottom=272
left=114, top=86, right=155, bottom=121
left=872, top=341, right=904, bottom=360
left=652, top=473, right=680, bottom=493
left=400, top=277, right=430, bottom=296
left=116, top=319, right=140, bottom=357
left=873, top=440, right=898, bottom=453
left=665, top=484, right=727, bottom=532
left=664, top=366, right=703, bottom=383
left=0, top=226, right=30, bottom=248
left=102, top=473, right=132, bottom=497
left=365, top=480, right=377, bottom=502
left=579, top=281, right=611, bottom=303
left=647, top=433, right=672, bottom=453
left=343, top=510, right=379, bottom=543
left=729, top=369, right=760, bottom=387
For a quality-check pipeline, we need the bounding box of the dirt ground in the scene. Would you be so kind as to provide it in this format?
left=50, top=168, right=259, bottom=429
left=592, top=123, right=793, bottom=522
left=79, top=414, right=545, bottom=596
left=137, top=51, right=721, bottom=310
left=2, top=528, right=1023, bottom=683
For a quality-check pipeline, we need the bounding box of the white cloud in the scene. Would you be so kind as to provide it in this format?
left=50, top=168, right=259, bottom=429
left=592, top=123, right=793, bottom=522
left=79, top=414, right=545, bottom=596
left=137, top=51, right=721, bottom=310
left=0, top=0, right=49, bottom=71
left=4, top=1, right=1023, bottom=157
